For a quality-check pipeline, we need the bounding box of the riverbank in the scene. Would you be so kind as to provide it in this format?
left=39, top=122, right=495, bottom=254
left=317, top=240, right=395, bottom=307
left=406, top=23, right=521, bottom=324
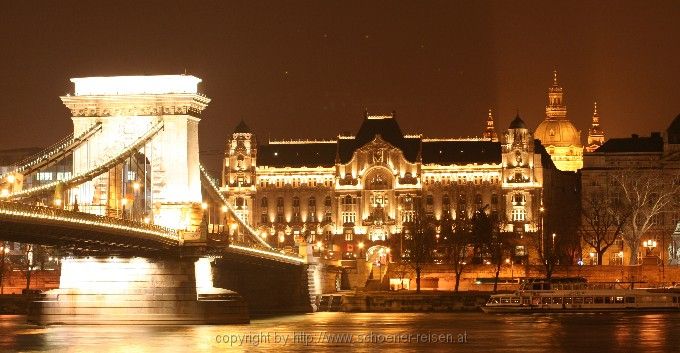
left=317, top=291, right=494, bottom=312
left=0, top=294, right=38, bottom=314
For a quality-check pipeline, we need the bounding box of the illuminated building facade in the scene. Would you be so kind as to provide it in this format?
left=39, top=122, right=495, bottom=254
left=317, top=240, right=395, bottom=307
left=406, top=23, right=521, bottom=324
left=222, top=112, right=559, bottom=262
left=534, top=70, right=584, bottom=171
left=581, top=114, right=680, bottom=266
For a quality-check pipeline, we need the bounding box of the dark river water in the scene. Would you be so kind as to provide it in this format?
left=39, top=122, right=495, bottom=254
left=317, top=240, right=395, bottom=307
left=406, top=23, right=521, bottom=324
left=2, top=312, right=680, bottom=353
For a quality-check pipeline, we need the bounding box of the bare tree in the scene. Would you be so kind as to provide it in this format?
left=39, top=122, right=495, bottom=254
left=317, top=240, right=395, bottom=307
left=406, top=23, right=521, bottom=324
left=0, top=241, right=10, bottom=294
left=402, top=204, right=436, bottom=293
left=439, top=212, right=473, bottom=292
left=579, top=191, right=630, bottom=265
left=614, top=171, right=680, bottom=265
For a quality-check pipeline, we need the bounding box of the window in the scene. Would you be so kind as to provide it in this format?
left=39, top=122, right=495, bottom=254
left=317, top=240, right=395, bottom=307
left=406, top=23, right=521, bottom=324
left=442, top=194, right=450, bottom=215
left=308, top=197, right=317, bottom=222
left=475, top=194, right=483, bottom=207
left=292, top=197, right=301, bottom=222
left=491, top=194, right=498, bottom=205
left=56, top=172, right=72, bottom=181
left=512, top=208, right=526, bottom=222
left=276, top=197, right=284, bottom=223
left=584, top=297, right=594, bottom=304
left=235, top=197, right=245, bottom=209
left=37, top=172, right=53, bottom=181
left=457, top=194, right=467, bottom=219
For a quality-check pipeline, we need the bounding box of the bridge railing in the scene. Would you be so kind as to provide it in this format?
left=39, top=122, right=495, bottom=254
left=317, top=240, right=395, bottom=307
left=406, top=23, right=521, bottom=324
left=0, top=122, right=102, bottom=181
left=0, top=200, right=179, bottom=242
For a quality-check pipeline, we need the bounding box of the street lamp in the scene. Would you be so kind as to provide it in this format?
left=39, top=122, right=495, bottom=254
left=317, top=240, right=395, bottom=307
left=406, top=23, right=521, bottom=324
left=358, top=241, right=365, bottom=258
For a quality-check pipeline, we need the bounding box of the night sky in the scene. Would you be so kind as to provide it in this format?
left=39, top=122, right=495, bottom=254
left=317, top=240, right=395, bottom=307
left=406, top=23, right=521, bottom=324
left=1, top=1, right=678, bottom=173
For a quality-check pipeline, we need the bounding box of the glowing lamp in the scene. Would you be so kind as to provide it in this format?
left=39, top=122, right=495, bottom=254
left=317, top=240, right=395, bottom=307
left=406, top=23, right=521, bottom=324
left=357, top=241, right=364, bottom=249
left=53, top=198, right=62, bottom=207
left=0, top=189, right=8, bottom=198
left=316, top=241, right=323, bottom=249
left=221, top=205, right=228, bottom=213
left=201, top=202, right=208, bottom=210
left=6, top=174, right=15, bottom=183
left=132, top=182, right=141, bottom=191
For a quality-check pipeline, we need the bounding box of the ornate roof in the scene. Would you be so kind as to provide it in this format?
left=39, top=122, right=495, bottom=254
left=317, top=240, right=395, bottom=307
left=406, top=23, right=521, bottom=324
left=534, top=118, right=582, bottom=147
left=509, top=114, right=527, bottom=129
left=233, top=119, right=251, bottom=134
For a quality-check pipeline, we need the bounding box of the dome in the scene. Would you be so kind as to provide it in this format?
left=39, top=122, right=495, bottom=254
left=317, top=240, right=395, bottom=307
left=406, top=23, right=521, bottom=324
left=534, top=118, right=582, bottom=147
left=509, top=114, right=527, bottom=129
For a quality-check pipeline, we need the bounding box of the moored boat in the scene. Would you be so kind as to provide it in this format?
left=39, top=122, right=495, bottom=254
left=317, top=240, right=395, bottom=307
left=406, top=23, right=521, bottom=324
left=482, top=278, right=680, bottom=313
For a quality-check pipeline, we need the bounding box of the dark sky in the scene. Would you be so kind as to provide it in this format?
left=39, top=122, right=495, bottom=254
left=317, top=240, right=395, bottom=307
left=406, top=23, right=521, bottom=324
left=1, top=1, right=678, bottom=173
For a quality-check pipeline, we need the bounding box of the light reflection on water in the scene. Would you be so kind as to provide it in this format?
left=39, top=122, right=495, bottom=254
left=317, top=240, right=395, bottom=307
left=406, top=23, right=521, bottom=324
left=1, top=312, right=680, bottom=353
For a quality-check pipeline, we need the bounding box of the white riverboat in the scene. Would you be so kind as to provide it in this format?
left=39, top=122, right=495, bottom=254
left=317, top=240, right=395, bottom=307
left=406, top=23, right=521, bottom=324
left=482, top=278, right=680, bottom=313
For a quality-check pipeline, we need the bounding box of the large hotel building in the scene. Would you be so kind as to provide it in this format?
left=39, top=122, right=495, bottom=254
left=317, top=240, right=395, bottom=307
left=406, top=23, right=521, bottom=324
left=219, top=72, right=585, bottom=263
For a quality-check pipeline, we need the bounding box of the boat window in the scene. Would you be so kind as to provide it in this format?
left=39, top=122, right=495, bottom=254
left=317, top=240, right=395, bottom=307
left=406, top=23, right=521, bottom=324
left=532, top=283, right=542, bottom=290
left=625, top=297, right=635, bottom=304
left=605, top=297, right=613, bottom=304
left=542, top=284, right=551, bottom=290
left=615, top=296, right=624, bottom=304
left=523, top=298, right=531, bottom=305
left=564, top=297, right=573, bottom=304
left=673, top=296, right=678, bottom=303
left=541, top=297, right=551, bottom=305
left=532, top=297, right=541, bottom=305
left=511, top=298, right=520, bottom=304
left=574, top=297, right=584, bottom=304
left=490, top=297, right=500, bottom=304
left=584, top=297, right=593, bottom=304
left=594, top=297, right=604, bottom=304
left=552, top=297, right=563, bottom=305
left=501, top=298, right=510, bottom=304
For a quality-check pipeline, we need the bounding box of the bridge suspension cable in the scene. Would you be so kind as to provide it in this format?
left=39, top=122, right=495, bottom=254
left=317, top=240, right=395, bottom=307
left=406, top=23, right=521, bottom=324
left=199, top=164, right=273, bottom=250
left=0, top=122, right=103, bottom=181
left=5, top=121, right=164, bottom=200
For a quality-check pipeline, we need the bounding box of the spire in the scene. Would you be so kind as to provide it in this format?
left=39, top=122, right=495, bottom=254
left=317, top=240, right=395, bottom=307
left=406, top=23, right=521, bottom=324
left=233, top=119, right=251, bottom=134
left=586, top=101, right=605, bottom=152
left=483, top=108, right=498, bottom=141
left=546, top=68, right=566, bottom=120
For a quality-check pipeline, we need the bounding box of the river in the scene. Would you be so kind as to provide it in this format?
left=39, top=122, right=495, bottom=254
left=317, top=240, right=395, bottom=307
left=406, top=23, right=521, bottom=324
left=1, top=312, right=679, bottom=352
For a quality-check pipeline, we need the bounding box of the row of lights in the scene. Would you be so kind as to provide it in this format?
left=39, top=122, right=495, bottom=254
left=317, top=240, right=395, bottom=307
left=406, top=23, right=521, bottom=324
left=0, top=206, right=178, bottom=242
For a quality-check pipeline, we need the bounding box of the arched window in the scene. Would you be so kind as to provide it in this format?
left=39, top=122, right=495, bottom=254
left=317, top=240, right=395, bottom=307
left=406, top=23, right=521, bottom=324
left=260, top=197, right=268, bottom=208
left=235, top=197, right=245, bottom=209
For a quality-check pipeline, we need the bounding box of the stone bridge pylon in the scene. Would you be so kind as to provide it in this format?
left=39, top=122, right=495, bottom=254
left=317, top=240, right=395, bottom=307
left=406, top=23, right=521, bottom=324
left=62, top=75, right=210, bottom=236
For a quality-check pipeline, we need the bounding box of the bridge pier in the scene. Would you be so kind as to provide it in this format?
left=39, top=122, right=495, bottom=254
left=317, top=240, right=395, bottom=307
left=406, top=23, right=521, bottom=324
left=28, top=256, right=248, bottom=325
left=213, top=257, right=313, bottom=316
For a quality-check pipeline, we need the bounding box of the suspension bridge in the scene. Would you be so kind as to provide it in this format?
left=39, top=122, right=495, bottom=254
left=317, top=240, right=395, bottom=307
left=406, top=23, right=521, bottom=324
left=0, top=75, right=314, bottom=324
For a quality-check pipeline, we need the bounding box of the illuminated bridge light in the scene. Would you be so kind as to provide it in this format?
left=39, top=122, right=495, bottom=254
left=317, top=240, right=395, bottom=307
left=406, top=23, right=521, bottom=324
left=228, top=244, right=305, bottom=264
left=0, top=201, right=179, bottom=242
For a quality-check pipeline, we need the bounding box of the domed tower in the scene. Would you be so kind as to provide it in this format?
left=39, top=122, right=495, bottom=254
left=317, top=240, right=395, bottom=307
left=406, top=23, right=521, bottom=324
left=502, top=114, right=542, bottom=235
left=586, top=102, right=605, bottom=152
left=533, top=69, right=583, bottom=171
